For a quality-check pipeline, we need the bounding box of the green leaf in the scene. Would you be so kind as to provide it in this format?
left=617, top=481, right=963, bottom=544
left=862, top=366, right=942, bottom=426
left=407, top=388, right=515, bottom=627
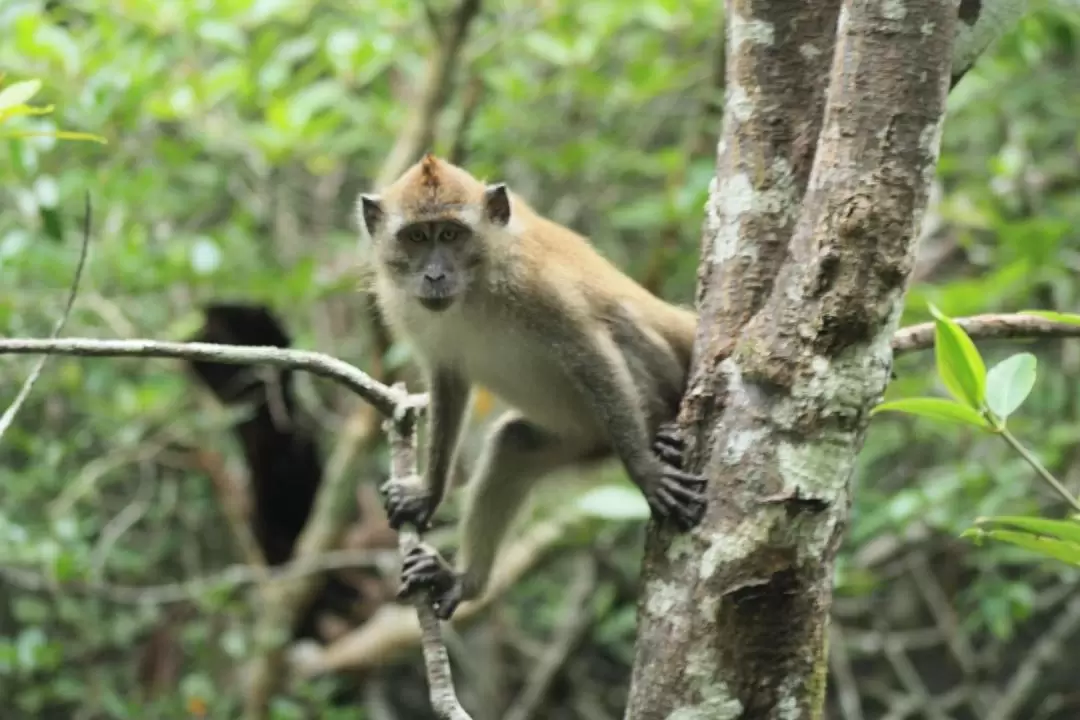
left=870, top=397, right=992, bottom=429
left=0, top=129, right=107, bottom=144
left=0, top=79, right=42, bottom=112
left=929, top=304, right=987, bottom=409
left=973, top=515, right=1080, bottom=545
left=1019, top=310, right=1080, bottom=326
left=0, top=103, right=54, bottom=123
left=965, top=528, right=1080, bottom=566
left=985, top=352, right=1037, bottom=420
left=576, top=485, right=650, bottom=521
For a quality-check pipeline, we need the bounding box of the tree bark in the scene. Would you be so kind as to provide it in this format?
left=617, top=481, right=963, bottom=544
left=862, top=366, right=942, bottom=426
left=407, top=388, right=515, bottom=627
left=625, top=0, right=963, bottom=717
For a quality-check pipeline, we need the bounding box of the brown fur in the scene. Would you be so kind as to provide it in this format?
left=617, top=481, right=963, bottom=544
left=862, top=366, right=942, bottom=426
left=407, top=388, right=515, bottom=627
left=360, top=155, right=704, bottom=617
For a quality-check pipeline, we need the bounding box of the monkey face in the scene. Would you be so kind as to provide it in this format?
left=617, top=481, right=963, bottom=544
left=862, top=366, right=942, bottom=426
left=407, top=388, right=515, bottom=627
left=386, top=220, right=482, bottom=312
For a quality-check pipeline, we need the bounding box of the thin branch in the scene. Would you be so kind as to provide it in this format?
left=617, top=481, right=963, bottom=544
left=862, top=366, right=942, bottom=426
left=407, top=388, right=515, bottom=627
left=0, top=548, right=392, bottom=606
left=503, top=555, right=597, bottom=720
left=297, top=507, right=583, bottom=675
left=0, top=337, right=418, bottom=418
left=828, top=624, right=865, bottom=720
left=6, top=313, right=1072, bottom=411
left=892, top=313, right=1080, bottom=356
left=988, top=586, right=1080, bottom=720
left=385, top=386, right=474, bottom=720
left=448, top=74, right=483, bottom=166
left=998, top=425, right=1080, bottom=513
left=0, top=192, right=91, bottom=442
left=419, top=0, right=445, bottom=43
left=374, top=0, right=483, bottom=188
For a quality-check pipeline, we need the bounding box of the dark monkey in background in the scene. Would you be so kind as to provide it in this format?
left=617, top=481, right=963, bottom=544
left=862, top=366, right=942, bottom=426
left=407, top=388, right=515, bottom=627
left=360, top=154, right=705, bottom=619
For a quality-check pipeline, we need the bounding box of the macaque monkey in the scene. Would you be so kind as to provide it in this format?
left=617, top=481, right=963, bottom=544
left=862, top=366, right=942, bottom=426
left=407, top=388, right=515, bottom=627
left=359, top=154, right=705, bottom=620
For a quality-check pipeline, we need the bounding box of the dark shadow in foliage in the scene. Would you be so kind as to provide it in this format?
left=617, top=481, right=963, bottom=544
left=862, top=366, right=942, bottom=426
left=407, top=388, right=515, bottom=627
left=185, top=302, right=358, bottom=640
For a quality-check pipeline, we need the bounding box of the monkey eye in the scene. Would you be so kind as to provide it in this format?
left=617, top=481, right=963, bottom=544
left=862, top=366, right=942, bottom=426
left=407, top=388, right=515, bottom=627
left=437, top=226, right=458, bottom=242
left=408, top=229, right=427, bottom=243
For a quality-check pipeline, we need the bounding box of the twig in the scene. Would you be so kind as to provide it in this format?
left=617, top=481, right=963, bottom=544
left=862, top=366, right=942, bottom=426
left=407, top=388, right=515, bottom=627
left=0, top=337, right=418, bottom=418
left=0, top=547, right=392, bottom=606
left=89, top=459, right=156, bottom=581
left=0, top=192, right=91, bottom=442
left=503, top=555, right=597, bottom=720
left=191, top=447, right=270, bottom=573
left=385, top=384, right=474, bottom=720
left=905, top=553, right=977, bottom=676
left=828, top=624, right=865, bottom=720
left=881, top=634, right=950, bottom=720
left=419, top=0, right=445, bottom=42
left=297, top=507, right=584, bottom=675
left=987, top=586, right=1080, bottom=720
left=892, top=313, right=1080, bottom=356
left=997, top=425, right=1080, bottom=512
left=448, top=74, right=483, bottom=166
left=374, top=0, right=483, bottom=189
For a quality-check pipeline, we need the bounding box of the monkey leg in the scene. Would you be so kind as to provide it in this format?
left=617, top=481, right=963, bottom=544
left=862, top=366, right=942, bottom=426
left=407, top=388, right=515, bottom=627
left=399, top=410, right=593, bottom=619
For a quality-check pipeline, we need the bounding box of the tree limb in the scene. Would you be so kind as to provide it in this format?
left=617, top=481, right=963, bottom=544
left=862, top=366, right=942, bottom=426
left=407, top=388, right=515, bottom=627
left=0, top=548, right=393, bottom=606
left=385, top=388, right=474, bottom=720
left=375, top=0, right=483, bottom=189
left=892, top=313, right=1080, bottom=356
left=0, top=337, right=416, bottom=418
left=0, top=192, right=91, bottom=443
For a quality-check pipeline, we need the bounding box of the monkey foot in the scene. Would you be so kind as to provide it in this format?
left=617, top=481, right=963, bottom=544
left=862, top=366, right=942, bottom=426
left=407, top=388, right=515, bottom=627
left=653, top=421, right=686, bottom=469
left=380, top=475, right=435, bottom=531
left=397, top=543, right=463, bottom=620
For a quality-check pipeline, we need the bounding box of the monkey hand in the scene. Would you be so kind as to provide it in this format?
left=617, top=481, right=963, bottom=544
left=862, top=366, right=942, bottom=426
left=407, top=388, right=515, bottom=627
left=397, top=543, right=464, bottom=621
left=380, top=475, right=436, bottom=531
left=642, top=423, right=706, bottom=531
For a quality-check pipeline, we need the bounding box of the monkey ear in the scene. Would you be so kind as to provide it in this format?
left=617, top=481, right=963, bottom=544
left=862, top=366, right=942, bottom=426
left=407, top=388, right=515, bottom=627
left=359, top=194, right=385, bottom=236
left=483, top=184, right=511, bottom=227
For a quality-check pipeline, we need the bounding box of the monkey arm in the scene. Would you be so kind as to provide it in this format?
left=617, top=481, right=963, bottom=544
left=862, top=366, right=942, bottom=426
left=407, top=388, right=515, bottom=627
left=547, top=319, right=706, bottom=529
left=383, top=366, right=470, bottom=531
left=553, top=326, right=657, bottom=481
left=423, top=367, right=472, bottom=509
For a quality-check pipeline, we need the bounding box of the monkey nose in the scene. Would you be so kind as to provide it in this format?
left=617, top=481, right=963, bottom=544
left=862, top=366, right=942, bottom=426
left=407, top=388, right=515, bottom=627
left=424, top=271, right=447, bottom=283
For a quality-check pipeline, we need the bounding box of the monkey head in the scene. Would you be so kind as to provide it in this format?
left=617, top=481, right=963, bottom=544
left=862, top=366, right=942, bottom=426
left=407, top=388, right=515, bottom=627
left=358, top=154, right=511, bottom=312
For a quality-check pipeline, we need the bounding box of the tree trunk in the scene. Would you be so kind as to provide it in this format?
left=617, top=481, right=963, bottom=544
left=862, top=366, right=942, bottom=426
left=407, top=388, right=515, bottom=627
left=625, top=0, right=962, bottom=717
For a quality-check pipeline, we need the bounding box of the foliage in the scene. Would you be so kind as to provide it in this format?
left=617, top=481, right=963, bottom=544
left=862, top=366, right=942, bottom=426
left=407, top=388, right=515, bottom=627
left=0, top=74, right=106, bottom=144
left=874, top=305, right=1080, bottom=565
left=2, top=0, right=1080, bottom=717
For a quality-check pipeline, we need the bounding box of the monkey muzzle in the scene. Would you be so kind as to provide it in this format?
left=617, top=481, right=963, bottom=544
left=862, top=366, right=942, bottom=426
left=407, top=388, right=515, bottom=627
left=417, top=275, right=458, bottom=312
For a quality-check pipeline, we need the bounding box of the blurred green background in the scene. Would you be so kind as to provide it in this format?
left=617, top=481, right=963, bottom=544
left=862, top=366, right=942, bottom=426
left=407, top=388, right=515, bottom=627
left=3, top=0, right=1080, bottom=718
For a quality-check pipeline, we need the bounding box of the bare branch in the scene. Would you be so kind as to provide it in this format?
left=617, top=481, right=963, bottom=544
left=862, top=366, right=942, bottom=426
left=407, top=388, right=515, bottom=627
left=374, top=0, right=483, bottom=188
left=0, top=548, right=392, bottom=606
left=385, top=387, right=474, bottom=720
left=988, top=585, right=1080, bottom=720
left=0, top=337, right=418, bottom=418
left=448, top=74, right=484, bottom=166
left=892, top=313, right=1080, bottom=356
left=0, top=192, right=91, bottom=442
left=952, top=0, right=1031, bottom=88
left=297, top=507, right=584, bottom=675
left=503, top=555, right=597, bottom=720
